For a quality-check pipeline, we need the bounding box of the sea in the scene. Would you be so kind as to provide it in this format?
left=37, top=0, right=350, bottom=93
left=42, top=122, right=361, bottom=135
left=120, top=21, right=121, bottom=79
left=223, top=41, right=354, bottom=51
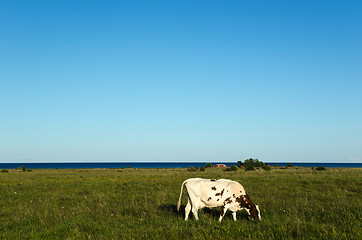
left=0, top=162, right=361, bottom=169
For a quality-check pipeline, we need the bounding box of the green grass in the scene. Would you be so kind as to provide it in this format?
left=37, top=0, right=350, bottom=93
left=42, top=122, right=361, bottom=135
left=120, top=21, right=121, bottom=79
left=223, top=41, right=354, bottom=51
left=0, top=167, right=361, bottom=239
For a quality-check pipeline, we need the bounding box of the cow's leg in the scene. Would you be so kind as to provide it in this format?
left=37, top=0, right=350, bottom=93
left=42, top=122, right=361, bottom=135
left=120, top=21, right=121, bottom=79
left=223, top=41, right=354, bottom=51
left=219, top=206, right=228, bottom=222
left=232, top=211, right=237, bottom=221
left=184, top=201, right=191, bottom=221
left=186, top=189, right=200, bottom=221
left=184, top=187, right=195, bottom=221
left=192, top=205, right=199, bottom=220
left=190, top=198, right=202, bottom=220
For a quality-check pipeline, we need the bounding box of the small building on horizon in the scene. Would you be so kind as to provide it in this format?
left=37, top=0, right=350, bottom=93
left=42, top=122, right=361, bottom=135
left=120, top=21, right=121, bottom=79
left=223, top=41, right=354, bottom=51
left=213, top=164, right=227, bottom=168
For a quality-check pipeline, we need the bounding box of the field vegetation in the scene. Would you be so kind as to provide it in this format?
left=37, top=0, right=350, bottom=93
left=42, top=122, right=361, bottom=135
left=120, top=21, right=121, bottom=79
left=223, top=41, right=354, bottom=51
left=0, top=167, right=360, bottom=239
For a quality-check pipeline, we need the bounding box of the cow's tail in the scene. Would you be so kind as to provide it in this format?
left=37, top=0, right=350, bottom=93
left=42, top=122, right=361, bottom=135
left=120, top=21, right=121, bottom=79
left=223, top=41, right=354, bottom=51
left=177, top=180, right=188, bottom=211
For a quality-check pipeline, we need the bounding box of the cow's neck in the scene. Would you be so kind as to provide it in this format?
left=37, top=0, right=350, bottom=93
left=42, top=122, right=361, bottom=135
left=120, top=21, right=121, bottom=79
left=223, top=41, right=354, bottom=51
left=236, top=194, right=254, bottom=208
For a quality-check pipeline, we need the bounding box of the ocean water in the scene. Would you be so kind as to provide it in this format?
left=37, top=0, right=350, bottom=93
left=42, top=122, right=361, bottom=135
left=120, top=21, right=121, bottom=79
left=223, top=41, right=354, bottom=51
left=0, top=162, right=361, bottom=169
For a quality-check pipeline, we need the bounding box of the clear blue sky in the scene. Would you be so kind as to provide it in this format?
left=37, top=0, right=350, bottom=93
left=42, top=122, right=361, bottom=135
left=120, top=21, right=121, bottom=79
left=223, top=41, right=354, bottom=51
left=1, top=0, right=361, bottom=163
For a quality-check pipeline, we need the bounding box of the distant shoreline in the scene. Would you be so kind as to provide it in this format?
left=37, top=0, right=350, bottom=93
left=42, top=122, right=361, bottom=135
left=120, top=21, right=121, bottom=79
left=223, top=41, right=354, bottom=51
left=0, top=162, right=361, bottom=169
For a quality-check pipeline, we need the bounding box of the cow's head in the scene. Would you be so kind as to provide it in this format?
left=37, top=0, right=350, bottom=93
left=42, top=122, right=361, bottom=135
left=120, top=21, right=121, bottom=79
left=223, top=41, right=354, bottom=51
left=248, top=204, right=261, bottom=220
left=236, top=195, right=261, bottom=220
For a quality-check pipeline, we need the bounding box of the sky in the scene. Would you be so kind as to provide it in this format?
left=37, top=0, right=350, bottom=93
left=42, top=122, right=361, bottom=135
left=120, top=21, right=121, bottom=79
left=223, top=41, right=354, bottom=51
left=1, top=0, right=361, bottom=163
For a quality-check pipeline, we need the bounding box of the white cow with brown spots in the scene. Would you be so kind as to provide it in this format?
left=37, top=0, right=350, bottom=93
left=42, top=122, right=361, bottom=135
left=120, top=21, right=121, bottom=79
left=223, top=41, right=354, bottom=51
left=177, top=178, right=261, bottom=221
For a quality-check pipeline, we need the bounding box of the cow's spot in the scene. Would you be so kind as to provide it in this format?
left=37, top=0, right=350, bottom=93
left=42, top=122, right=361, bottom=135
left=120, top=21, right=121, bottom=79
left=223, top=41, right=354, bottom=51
left=233, top=194, right=236, bottom=198
left=236, top=195, right=247, bottom=208
left=210, top=179, right=216, bottom=182
left=211, top=186, right=216, bottom=191
left=217, top=199, right=219, bottom=201
left=224, top=197, right=232, bottom=204
left=215, top=189, right=225, bottom=197
left=207, top=197, right=212, bottom=201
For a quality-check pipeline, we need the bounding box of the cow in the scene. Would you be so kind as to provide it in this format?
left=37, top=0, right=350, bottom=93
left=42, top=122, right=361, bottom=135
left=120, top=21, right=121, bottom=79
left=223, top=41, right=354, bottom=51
left=177, top=178, right=261, bottom=221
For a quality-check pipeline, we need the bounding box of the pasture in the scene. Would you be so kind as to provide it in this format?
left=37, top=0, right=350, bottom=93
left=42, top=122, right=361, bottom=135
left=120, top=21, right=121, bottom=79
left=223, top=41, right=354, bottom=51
left=0, top=167, right=360, bottom=239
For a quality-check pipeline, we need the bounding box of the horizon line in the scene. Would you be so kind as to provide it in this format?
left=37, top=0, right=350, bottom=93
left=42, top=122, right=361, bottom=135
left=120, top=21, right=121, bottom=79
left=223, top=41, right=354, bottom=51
left=1, top=161, right=361, bottom=164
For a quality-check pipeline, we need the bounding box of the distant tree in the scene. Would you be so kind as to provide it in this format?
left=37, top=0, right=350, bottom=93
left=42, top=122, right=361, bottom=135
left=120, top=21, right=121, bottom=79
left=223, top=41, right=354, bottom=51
left=229, top=165, right=238, bottom=171
left=244, top=165, right=255, bottom=171
left=242, top=158, right=268, bottom=171
left=205, top=162, right=212, bottom=168
left=187, top=166, right=197, bottom=172
left=200, top=166, right=205, bottom=172
left=22, top=165, right=26, bottom=172
left=243, top=158, right=263, bottom=168
left=237, top=161, right=243, bottom=168
left=262, top=165, right=272, bottom=171
left=223, top=165, right=238, bottom=172
left=286, top=163, right=293, bottom=167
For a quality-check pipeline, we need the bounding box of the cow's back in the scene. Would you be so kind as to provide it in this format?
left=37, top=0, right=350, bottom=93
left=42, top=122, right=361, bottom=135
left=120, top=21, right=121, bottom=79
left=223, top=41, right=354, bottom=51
left=184, top=178, right=246, bottom=199
left=216, top=179, right=246, bottom=195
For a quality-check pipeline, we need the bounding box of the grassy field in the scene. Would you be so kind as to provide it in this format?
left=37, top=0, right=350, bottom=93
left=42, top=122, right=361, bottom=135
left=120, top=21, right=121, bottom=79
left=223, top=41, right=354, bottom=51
left=0, top=167, right=360, bottom=239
